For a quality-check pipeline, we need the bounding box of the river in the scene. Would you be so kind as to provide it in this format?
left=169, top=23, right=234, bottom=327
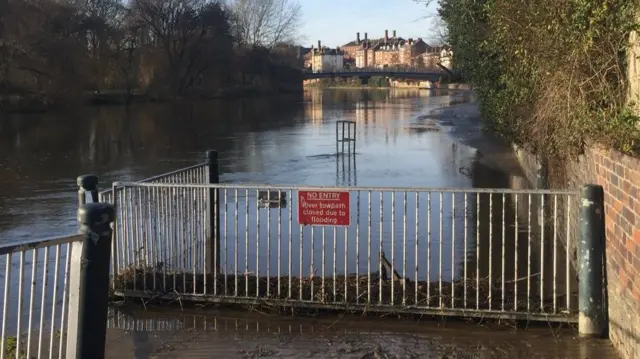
left=0, top=88, right=487, bottom=243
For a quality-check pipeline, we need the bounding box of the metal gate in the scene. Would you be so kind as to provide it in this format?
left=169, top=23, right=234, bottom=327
left=99, top=157, right=580, bottom=323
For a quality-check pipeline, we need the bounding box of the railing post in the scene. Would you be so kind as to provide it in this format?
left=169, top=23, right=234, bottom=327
left=77, top=174, right=99, bottom=205
left=206, top=150, right=221, bottom=276
left=66, top=202, right=115, bottom=359
left=578, top=184, right=607, bottom=338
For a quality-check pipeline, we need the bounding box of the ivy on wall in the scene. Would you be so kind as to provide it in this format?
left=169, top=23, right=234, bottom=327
left=437, top=0, right=640, bottom=157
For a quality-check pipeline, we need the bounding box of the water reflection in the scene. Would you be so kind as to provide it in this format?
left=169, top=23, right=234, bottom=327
left=0, top=89, right=469, bottom=241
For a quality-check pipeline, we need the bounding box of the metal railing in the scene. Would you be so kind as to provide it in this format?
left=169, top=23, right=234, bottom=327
left=0, top=235, right=82, bottom=359
left=106, top=180, right=580, bottom=322
left=304, top=67, right=447, bottom=74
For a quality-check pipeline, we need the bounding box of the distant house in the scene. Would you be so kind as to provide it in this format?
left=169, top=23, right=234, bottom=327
left=311, top=41, right=344, bottom=72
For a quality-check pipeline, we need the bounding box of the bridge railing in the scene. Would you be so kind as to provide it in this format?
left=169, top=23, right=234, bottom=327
left=304, top=67, right=447, bottom=74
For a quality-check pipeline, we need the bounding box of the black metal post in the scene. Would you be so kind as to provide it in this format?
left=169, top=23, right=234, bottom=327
left=578, top=184, right=607, bottom=337
left=74, top=202, right=115, bottom=359
left=207, top=150, right=221, bottom=275
left=77, top=174, right=99, bottom=205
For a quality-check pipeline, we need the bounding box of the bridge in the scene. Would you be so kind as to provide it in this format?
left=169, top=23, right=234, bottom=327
left=303, top=67, right=448, bottom=81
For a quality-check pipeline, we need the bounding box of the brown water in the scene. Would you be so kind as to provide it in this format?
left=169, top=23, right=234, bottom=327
left=103, top=307, right=618, bottom=359
left=0, top=88, right=479, bottom=243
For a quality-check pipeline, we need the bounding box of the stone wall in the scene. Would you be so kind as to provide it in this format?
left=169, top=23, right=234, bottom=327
left=513, top=146, right=640, bottom=359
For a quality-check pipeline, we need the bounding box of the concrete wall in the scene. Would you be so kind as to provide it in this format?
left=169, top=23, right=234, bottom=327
left=514, top=146, right=640, bottom=359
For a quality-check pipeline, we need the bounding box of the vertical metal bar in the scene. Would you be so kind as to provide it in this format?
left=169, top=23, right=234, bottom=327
left=0, top=253, right=12, bottom=359
left=26, top=249, right=38, bottom=359
left=527, top=194, right=532, bottom=312
left=333, top=226, right=337, bottom=301
left=391, top=192, right=395, bottom=305
left=489, top=193, right=493, bottom=310
left=192, top=189, right=197, bottom=295
left=356, top=191, right=361, bottom=303
left=235, top=189, right=239, bottom=297
left=322, top=226, right=326, bottom=302
left=288, top=189, right=293, bottom=299
left=501, top=193, right=506, bottom=311
left=267, top=191, right=272, bottom=297
left=402, top=191, right=407, bottom=305
left=344, top=221, right=348, bottom=302
left=221, top=188, right=227, bottom=296
left=58, top=242, right=72, bottom=358
left=379, top=191, right=383, bottom=304
left=37, top=247, right=49, bottom=358
left=49, top=244, right=61, bottom=359
left=476, top=192, right=480, bottom=310
left=427, top=192, right=431, bottom=305
left=16, top=250, right=25, bottom=356
left=415, top=192, right=419, bottom=305
left=256, top=189, right=260, bottom=298
left=451, top=192, right=455, bottom=308
left=438, top=192, right=443, bottom=308
left=278, top=193, right=282, bottom=298
left=368, top=191, right=372, bottom=304
left=311, top=226, right=315, bottom=300
left=464, top=193, right=468, bottom=309
left=553, top=194, right=558, bottom=313
left=540, top=194, right=545, bottom=311
left=566, top=195, right=571, bottom=311
left=245, top=189, right=249, bottom=297
left=514, top=194, right=519, bottom=311
left=299, top=216, right=303, bottom=301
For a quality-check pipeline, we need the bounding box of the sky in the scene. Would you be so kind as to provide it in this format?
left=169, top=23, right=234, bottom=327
left=298, top=0, right=440, bottom=48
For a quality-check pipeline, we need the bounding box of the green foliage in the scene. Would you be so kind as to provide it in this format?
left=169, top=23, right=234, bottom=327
left=437, top=0, right=640, bottom=157
left=3, top=336, right=26, bottom=359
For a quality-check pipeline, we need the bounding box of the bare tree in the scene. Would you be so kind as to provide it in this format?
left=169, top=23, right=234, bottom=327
left=228, top=0, right=302, bottom=49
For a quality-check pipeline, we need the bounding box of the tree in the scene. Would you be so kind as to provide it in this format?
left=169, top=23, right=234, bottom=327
left=227, top=0, right=302, bottom=49
left=132, top=0, right=234, bottom=95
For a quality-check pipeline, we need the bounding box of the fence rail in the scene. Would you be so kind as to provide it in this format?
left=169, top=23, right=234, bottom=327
left=0, top=235, right=83, bottom=359
left=105, top=180, right=580, bottom=322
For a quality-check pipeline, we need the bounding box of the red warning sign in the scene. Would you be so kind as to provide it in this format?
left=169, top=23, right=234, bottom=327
left=297, top=190, right=350, bottom=226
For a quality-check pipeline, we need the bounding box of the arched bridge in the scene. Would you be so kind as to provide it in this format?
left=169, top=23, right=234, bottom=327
left=303, top=67, right=447, bottom=81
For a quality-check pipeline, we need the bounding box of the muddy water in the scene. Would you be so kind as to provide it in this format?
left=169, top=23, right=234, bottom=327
left=104, top=308, right=618, bottom=358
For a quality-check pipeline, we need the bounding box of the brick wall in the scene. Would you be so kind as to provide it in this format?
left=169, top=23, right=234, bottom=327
left=590, top=147, right=640, bottom=359
left=514, top=145, right=640, bottom=359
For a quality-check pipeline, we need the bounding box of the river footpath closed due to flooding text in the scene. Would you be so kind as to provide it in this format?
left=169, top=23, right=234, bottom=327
left=297, top=190, right=350, bottom=226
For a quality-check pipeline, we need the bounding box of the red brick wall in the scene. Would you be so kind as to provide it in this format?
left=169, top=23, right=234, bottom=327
left=589, top=147, right=640, bottom=359
left=515, top=145, right=640, bottom=359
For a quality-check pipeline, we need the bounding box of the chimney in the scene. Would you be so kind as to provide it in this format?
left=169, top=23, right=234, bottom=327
left=393, top=30, right=396, bottom=38
left=385, top=30, right=388, bottom=43
left=364, top=32, right=368, bottom=41
left=318, top=40, right=321, bottom=51
left=357, top=32, right=361, bottom=43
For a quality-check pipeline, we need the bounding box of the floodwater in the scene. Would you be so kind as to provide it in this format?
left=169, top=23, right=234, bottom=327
left=0, top=88, right=479, bottom=242
left=103, top=307, right=618, bottom=358
left=0, top=89, right=603, bottom=357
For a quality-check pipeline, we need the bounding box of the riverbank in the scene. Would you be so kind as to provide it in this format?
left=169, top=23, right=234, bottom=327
left=0, top=84, right=303, bottom=114
left=303, top=83, right=473, bottom=91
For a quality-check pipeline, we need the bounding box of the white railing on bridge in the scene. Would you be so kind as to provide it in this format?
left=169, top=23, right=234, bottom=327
left=304, top=67, right=446, bottom=75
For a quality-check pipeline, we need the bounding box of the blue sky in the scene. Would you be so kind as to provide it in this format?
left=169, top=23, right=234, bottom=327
left=298, top=0, right=439, bottom=47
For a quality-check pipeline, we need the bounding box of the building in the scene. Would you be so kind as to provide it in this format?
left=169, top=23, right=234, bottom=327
left=399, top=38, right=428, bottom=67
left=311, top=41, right=344, bottom=72
left=347, top=30, right=433, bottom=68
